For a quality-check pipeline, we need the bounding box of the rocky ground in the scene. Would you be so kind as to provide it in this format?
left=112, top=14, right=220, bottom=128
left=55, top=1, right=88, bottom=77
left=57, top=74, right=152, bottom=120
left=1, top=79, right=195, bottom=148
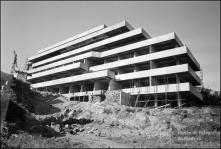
left=25, top=94, right=220, bottom=148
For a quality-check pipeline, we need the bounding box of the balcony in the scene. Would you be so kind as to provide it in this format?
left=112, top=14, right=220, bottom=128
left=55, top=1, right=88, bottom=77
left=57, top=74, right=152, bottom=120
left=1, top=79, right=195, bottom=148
left=28, top=21, right=135, bottom=62
left=115, top=64, right=201, bottom=85
left=31, top=28, right=148, bottom=67
left=122, top=82, right=202, bottom=100
left=90, top=46, right=200, bottom=72
left=27, top=62, right=88, bottom=80
left=31, top=70, right=115, bottom=88
left=29, top=51, right=100, bottom=73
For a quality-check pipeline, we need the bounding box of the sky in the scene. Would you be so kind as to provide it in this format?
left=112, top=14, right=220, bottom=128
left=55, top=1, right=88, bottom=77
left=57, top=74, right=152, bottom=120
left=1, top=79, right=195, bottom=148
left=1, top=1, right=220, bottom=91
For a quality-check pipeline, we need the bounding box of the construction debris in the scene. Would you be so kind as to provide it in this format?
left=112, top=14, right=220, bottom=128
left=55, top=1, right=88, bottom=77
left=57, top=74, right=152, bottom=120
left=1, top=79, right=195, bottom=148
left=1, top=73, right=220, bottom=148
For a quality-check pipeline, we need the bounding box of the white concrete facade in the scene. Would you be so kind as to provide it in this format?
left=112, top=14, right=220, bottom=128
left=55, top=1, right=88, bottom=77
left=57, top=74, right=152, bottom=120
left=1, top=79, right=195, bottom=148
left=27, top=21, right=203, bottom=106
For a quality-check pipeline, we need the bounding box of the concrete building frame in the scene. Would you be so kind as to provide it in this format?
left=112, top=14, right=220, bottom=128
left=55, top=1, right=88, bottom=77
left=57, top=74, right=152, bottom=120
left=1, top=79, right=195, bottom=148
left=27, top=21, right=203, bottom=107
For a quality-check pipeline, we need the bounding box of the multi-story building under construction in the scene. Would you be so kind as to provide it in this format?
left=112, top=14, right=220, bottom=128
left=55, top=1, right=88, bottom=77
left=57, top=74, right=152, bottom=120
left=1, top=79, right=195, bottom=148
left=27, top=21, right=203, bottom=107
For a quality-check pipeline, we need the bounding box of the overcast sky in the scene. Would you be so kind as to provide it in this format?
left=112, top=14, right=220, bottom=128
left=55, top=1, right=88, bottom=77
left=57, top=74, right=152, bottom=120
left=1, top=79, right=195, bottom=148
left=1, top=1, right=220, bottom=91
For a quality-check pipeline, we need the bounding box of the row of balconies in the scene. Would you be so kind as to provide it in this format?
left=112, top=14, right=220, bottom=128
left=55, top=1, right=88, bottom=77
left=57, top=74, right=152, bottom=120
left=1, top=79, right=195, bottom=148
left=27, top=46, right=200, bottom=83
left=29, top=31, right=182, bottom=70
left=59, top=82, right=202, bottom=101
left=29, top=28, right=149, bottom=68
left=28, top=21, right=146, bottom=63
left=29, top=63, right=201, bottom=89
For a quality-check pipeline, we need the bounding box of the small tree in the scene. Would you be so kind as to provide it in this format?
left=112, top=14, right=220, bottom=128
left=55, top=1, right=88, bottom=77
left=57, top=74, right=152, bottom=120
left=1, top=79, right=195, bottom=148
left=201, top=87, right=221, bottom=105
left=23, top=57, right=29, bottom=71
left=10, top=50, right=18, bottom=74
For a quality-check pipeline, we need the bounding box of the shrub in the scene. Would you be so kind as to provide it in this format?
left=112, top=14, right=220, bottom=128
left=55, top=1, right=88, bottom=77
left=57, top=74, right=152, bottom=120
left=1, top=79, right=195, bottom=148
left=5, top=133, right=72, bottom=148
left=201, top=87, right=221, bottom=105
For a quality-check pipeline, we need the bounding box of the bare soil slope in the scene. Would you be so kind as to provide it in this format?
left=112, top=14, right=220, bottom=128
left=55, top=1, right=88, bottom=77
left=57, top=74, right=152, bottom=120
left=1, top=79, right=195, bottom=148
left=33, top=97, right=220, bottom=148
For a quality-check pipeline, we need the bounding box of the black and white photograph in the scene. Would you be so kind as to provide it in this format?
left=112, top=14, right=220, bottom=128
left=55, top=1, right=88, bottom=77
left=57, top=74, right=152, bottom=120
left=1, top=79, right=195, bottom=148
left=1, top=1, right=220, bottom=148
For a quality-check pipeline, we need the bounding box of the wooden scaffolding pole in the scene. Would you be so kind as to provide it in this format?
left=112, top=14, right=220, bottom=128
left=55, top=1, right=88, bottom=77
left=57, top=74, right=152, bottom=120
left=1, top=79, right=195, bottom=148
left=144, top=78, right=151, bottom=108
left=175, top=74, right=182, bottom=108
left=154, top=76, right=158, bottom=107
left=134, top=89, right=140, bottom=108
left=165, top=75, right=168, bottom=106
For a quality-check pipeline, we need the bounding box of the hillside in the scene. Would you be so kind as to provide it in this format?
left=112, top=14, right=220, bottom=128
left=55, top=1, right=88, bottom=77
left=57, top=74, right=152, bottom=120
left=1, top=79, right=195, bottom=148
left=1, top=71, right=11, bottom=81
left=1, top=71, right=12, bottom=86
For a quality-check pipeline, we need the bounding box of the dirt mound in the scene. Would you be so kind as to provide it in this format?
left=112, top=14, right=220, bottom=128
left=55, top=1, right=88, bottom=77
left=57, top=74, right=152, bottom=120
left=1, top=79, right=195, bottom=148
left=51, top=101, right=174, bottom=133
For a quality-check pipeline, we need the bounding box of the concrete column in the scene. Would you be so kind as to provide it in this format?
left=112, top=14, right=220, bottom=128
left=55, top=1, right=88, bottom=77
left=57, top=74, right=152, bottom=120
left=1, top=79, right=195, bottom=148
left=175, top=57, right=180, bottom=65
left=72, top=85, right=81, bottom=92
left=59, top=87, right=65, bottom=94
left=117, top=68, right=124, bottom=75
left=177, top=94, right=182, bottom=108
left=134, top=50, right=138, bottom=57
left=1, top=85, right=4, bottom=92
left=52, top=88, right=59, bottom=93
left=149, top=58, right=157, bottom=87
left=84, top=59, right=90, bottom=66
left=175, top=44, right=179, bottom=48
left=134, top=80, right=140, bottom=88
left=153, top=76, right=158, bottom=107
left=80, top=84, right=87, bottom=92
left=151, top=76, right=158, bottom=86
left=50, top=88, right=54, bottom=93
left=149, top=76, right=152, bottom=86
left=175, top=74, right=180, bottom=84
left=149, top=45, right=156, bottom=53
left=94, top=80, right=107, bottom=90
left=154, top=95, right=158, bottom=107
left=118, top=55, right=123, bottom=61
left=69, top=86, right=74, bottom=93
left=134, top=66, right=139, bottom=72
left=175, top=74, right=182, bottom=108
left=108, top=79, right=122, bottom=90
left=150, top=61, right=157, bottom=69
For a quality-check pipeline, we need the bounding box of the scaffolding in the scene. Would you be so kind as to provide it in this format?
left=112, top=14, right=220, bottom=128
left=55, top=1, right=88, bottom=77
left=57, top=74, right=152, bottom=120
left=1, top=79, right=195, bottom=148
left=164, top=75, right=169, bottom=106
left=200, top=68, right=204, bottom=89
left=125, top=73, right=184, bottom=108
left=144, top=77, right=151, bottom=107
left=153, top=76, right=158, bottom=107
left=175, top=74, right=182, bottom=108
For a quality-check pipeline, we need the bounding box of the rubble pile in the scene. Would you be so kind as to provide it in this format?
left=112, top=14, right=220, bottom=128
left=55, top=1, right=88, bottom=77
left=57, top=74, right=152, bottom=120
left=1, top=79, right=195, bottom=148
left=105, top=90, right=121, bottom=104
left=38, top=101, right=176, bottom=137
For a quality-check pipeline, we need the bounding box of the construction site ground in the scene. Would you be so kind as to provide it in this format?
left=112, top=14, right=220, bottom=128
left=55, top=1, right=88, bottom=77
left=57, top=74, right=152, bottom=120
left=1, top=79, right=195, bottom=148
left=1, top=74, right=220, bottom=148
left=27, top=93, right=220, bottom=148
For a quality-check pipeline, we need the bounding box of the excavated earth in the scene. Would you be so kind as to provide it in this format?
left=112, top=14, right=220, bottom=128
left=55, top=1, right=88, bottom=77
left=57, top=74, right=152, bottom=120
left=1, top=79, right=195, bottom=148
left=31, top=94, right=220, bottom=148
left=1, top=75, right=220, bottom=148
